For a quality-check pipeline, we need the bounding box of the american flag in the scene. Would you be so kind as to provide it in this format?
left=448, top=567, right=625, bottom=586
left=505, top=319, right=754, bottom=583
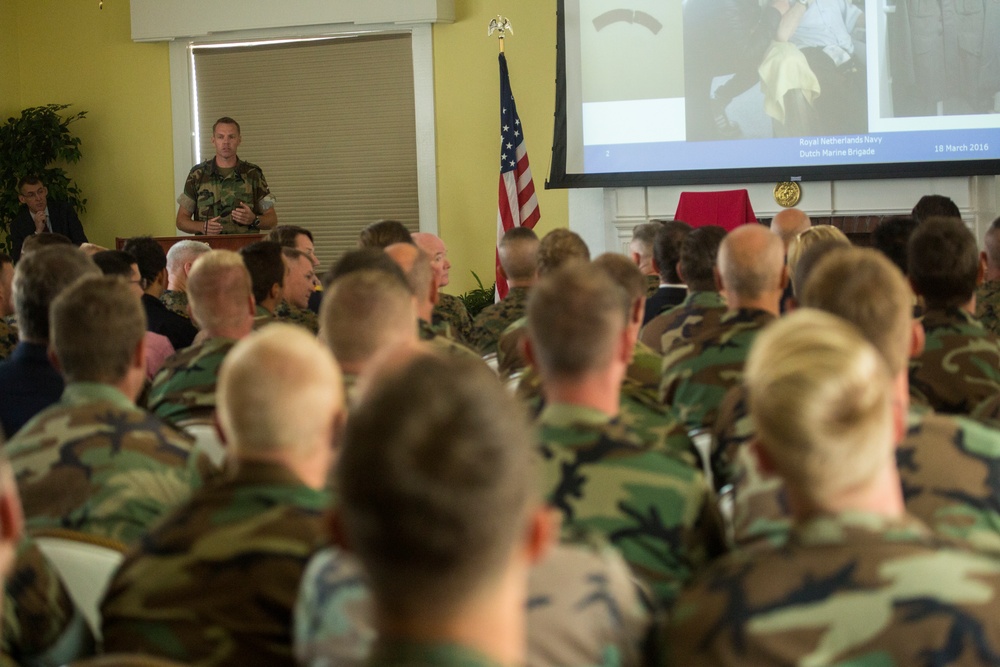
left=496, top=52, right=540, bottom=300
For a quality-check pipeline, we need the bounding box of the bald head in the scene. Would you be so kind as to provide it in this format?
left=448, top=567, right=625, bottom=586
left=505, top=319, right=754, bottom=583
left=770, top=209, right=812, bottom=249
left=717, top=224, right=786, bottom=310
left=218, top=324, right=343, bottom=487
left=187, top=250, right=254, bottom=338
left=411, top=233, right=451, bottom=289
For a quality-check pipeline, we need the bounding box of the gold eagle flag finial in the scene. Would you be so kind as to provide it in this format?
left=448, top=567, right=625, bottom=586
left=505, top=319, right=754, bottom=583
left=488, top=16, right=513, bottom=52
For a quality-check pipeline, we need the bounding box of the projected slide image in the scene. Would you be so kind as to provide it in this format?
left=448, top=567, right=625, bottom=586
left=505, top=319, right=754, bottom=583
left=882, top=0, right=1000, bottom=118
left=684, top=0, right=869, bottom=141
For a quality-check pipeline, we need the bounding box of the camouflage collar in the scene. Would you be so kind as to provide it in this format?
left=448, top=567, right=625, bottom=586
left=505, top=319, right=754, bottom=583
left=538, top=402, right=613, bottom=428
left=921, top=306, right=982, bottom=328
left=368, top=639, right=505, bottom=667
left=685, top=291, right=727, bottom=308
left=61, top=382, right=134, bottom=410
left=205, top=156, right=248, bottom=178
left=792, top=511, right=931, bottom=547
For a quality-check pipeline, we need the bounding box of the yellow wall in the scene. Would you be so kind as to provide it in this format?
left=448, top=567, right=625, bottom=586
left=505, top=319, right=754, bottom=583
left=5, top=0, right=564, bottom=292
left=434, top=1, right=568, bottom=293
left=13, top=0, right=176, bottom=247
left=0, top=0, right=20, bottom=118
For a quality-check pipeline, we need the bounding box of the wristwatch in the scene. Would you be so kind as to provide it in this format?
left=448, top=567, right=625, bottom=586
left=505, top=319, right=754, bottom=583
left=249, top=216, right=261, bottom=230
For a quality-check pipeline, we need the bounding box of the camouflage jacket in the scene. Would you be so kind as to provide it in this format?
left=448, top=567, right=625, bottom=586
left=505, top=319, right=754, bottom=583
left=101, top=460, right=329, bottom=666
left=3, top=536, right=91, bottom=665
left=665, top=511, right=1000, bottom=666
left=976, top=279, right=1000, bottom=337
left=367, top=641, right=502, bottom=667
left=468, top=286, right=530, bottom=356
left=147, top=337, right=237, bottom=426
left=535, top=402, right=722, bottom=606
left=276, top=301, right=319, bottom=335
left=660, top=308, right=775, bottom=435
left=496, top=316, right=528, bottom=378
left=729, top=406, right=1000, bottom=551
left=418, top=319, right=483, bottom=362
left=638, top=291, right=727, bottom=355
left=0, top=318, right=17, bottom=362
left=6, top=382, right=205, bottom=545
left=177, top=157, right=275, bottom=235
left=645, top=274, right=660, bottom=298
left=159, top=290, right=191, bottom=321
left=432, top=292, right=473, bottom=345
left=294, top=530, right=657, bottom=667
left=253, top=304, right=276, bottom=330
left=909, top=307, right=1000, bottom=415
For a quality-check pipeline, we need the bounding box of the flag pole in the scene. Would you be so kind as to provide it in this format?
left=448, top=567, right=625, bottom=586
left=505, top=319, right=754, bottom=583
left=488, top=15, right=513, bottom=53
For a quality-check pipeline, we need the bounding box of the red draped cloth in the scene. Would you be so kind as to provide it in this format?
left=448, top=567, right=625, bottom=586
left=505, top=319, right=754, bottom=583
left=674, top=190, right=757, bottom=230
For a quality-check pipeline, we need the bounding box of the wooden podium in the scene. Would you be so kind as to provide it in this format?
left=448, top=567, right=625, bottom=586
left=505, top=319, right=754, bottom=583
left=115, top=234, right=264, bottom=254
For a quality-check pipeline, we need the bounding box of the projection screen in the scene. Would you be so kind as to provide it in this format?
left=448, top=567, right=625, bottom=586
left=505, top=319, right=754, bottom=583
left=547, top=0, right=1000, bottom=188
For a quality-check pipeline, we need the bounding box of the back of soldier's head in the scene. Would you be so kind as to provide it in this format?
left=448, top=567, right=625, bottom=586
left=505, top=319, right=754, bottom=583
left=165, top=240, right=211, bottom=278
left=320, top=269, right=417, bottom=368
left=92, top=250, right=137, bottom=278
left=746, top=309, right=894, bottom=509
left=14, top=246, right=100, bottom=342
left=50, top=275, right=146, bottom=384
left=593, top=253, right=646, bottom=302
left=121, top=236, right=167, bottom=287
left=653, top=221, right=693, bottom=283
left=984, top=216, right=1000, bottom=268
left=537, top=229, right=590, bottom=276
left=267, top=225, right=313, bottom=248
left=385, top=243, right=432, bottom=300
left=769, top=208, right=812, bottom=248
left=908, top=217, right=979, bottom=309
left=801, top=248, right=913, bottom=376
left=786, top=226, right=851, bottom=296
left=218, top=324, right=342, bottom=459
left=499, top=227, right=540, bottom=281
left=717, top=224, right=785, bottom=300
left=358, top=220, right=413, bottom=249
left=679, top=226, right=726, bottom=292
left=872, top=216, right=919, bottom=275
left=629, top=222, right=660, bottom=258
left=527, top=263, right=630, bottom=379
left=912, top=194, right=960, bottom=224
left=20, top=233, right=72, bottom=258
left=338, top=352, right=536, bottom=619
left=239, top=241, right=285, bottom=304
left=323, top=248, right=409, bottom=290
left=786, top=226, right=850, bottom=290
left=187, top=251, right=253, bottom=333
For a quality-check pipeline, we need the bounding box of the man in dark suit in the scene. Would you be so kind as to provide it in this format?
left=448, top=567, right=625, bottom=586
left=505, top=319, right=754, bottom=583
left=643, top=220, right=692, bottom=325
left=10, top=176, right=88, bottom=263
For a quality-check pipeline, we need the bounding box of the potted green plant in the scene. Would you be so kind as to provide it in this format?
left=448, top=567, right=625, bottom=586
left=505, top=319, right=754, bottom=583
left=458, top=270, right=497, bottom=318
left=0, top=104, right=87, bottom=255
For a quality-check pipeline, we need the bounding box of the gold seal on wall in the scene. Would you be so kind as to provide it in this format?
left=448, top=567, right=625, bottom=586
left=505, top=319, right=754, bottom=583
left=773, top=181, right=801, bottom=208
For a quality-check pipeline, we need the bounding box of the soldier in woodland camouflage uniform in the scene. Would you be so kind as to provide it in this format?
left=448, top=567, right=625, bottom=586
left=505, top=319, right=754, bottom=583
left=159, top=240, right=211, bottom=321
left=385, top=242, right=482, bottom=362
left=412, top=232, right=474, bottom=343
left=294, top=530, right=656, bottom=667
left=318, top=268, right=419, bottom=409
left=147, top=251, right=255, bottom=428
left=274, top=248, right=319, bottom=334
left=468, top=227, right=539, bottom=355
left=5, top=277, right=205, bottom=545
left=239, top=241, right=284, bottom=329
left=0, top=254, right=16, bottom=361
left=102, top=326, right=344, bottom=666
left=4, top=536, right=92, bottom=664
left=660, top=224, right=784, bottom=436
left=668, top=310, right=1000, bottom=665
left=496, top=229, right=590, bottom=376
left=908, top=218, right=1000, bottom=414
left=528, top=264, right=721, bottom=606
left=175, top=117, right=276, bottom=236
left=975, top=216, right=1000, bottom=336
left=335, top=351, right=569, bottom=667
left=639, top=226, right=727, bottom=354
left=627, top=222, right=663, bottom=299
